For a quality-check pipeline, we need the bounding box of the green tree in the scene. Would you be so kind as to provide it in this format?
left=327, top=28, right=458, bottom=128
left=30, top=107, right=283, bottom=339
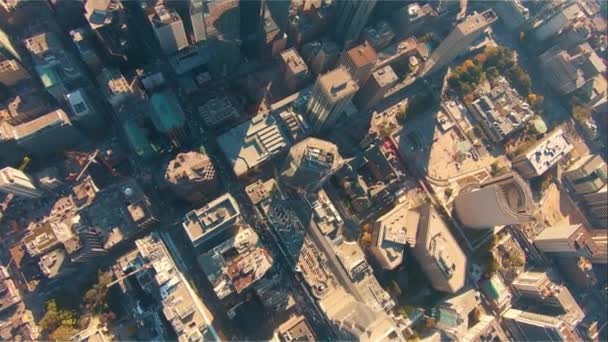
left=39, top=300, right=78, bottom=337
left=50, top=325, right=78, bottom=341
left=83, top=271, right=113, bottom=314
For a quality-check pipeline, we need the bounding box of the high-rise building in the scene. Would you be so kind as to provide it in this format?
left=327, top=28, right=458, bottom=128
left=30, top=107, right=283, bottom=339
left=182, top=193, right=241, bottom=251
left=370, top=202, right=418, bottom=270
left=503, top=309, right=578, bottom=341
left=306, top=67, right=358, bottom=132
left=70, top=28, right=102, bottom=74
left=189, top=0, right=206, bottom=44
left=84, top=0, right=130, bottom=61
left=65, top=88, right=104, bottom=130
left=3, top=92, right=48, bottom=125
left=511, top=270, right=555, bottom=300
left=353, top=65, right=397, bottom=111
left=564, top=155, right=607, bottom=227
left=421, top=10, right=497, bottom=76
left=494, top=0, right=529, bottom=32
left=199, top=0, right=240, bottom=41
left=412, top=204, right=467, bottom=293
left=391, top=3, right=437, bottom=38
left=338, top=41, right=377, bottom=85
left=149, top=4, right=189, bottom=55
left=280, top=137, right=343, bottom=192
left=333, top=0, right=377, bottom=48
left=539, top=43, right=605, bottom=95
left=532, top=3, right=583, bottom=42
left=280, top=48, right=310, bottom=92
left=512, top=128, right=574, bottom=179
left=453, top=171, right=535, bottom=229
left=534, top=224, right=599, bottom=259
left=149, top=90, right=186, bottom=146
left=0, top=167, right=42, bottom=198
left=302, top=40, right=340, bottom=76
left=164, top=151, right=221, bottom=203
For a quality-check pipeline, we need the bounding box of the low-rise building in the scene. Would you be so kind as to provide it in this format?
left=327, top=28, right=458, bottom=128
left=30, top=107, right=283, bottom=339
left=511, top=128, right=574, bottom=178
left=466, top=77, right=535, bottom=143
left=164, top=151, right=220, bottom=203
left=275, top=314, right=316, bottom=342
left=391, top=3, right=437, bottom=37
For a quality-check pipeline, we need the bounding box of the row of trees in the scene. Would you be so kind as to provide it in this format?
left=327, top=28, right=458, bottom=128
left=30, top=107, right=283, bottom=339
left=448, top=46, right=538, bottom=106
left=39, top=271, right=115, bottom=341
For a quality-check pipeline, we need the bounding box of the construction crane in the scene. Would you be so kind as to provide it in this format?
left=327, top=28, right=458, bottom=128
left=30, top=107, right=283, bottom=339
left=106, top=264, right=151, bottom=289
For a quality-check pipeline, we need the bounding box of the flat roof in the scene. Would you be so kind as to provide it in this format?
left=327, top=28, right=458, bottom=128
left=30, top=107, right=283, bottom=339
left=346, top=41, right=378, bottom=67
left=183, top=193, right=240, bottom=245
left=150, top=90, right=186, bottom=133
left=12, top=109, right=70, bottom=140
left=520, top=128, right=574, bottom=175
left=318, top=68, right=359, bottom=102
left=281, top=48, right=308, bottom=74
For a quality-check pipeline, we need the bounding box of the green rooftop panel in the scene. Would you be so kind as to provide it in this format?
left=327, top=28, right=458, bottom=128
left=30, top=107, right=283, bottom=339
left=123, top=120, right=155, bottom=159
left=150, top=90, right=186, bottom=133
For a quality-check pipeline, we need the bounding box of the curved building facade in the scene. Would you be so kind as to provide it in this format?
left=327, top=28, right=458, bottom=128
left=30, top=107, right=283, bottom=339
left=454, top=171, right=535, bottom=229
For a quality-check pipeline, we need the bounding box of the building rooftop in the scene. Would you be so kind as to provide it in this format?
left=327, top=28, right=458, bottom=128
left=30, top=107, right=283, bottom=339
left=117, top=235, right=212, bottom=342
left=277, top=315, right=316, bottom=342
left=165, top=151, right=216, bottom=185
left=217, top=111, right=304, bottom=177
left=362, top=21, right=395, bottom=50
left=0, top=266, right=21, bottom=313
left=197, top=97, right=239, bottom=128
left=281, top=48, right=308, bottom=74
left=376, top=37, right=429, bottom=69
left=468, top=77, right=535, bottom=142
left=413, top=204, right=467, bottom=293
left=23, top=32, right=59, bottom=57
left=85, top=0, right=123, bottom=29
left=150, top=90, right=186, bottom=133
left=149, top=4, right=182, bottom=27
left=182, top=193, right=240, bottom=246
left=518, top=128, right=574, bottom=176
left=457, top=9, right=497, bottom=36
left=11, top=109, right=71, bottom=140
left=371, top=65, right=399, bottom=87
left=346, top=41, right=378, bottom=68
left=371, top=202, right=419, bottom=269
left=197, top=225, right=273, bottom=299
left=318, top=68, right=359, bottom=102
left=97, top=68, right=132, bottom=106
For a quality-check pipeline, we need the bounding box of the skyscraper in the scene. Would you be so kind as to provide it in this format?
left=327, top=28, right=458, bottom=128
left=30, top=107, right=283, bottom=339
left=421, top=9, right=497, bottom=75
left=503, top=309, right=578, bottom=341
left=564, top=155, right=607, bottom=227
left=189, top=0, right=206, bottom=43
left=534, top=224, right=599, bottom=259
left=333, top=0, right=377, bottom=48
left=353, top=65, right=398, bottom=111
left=149, top=4, right=189, bottom=55
left=453, top=171, right=535, bottom=229
left=84, top=0, right=130, bottom=61
left=337, top=41, right=378, bottom=85
left=280, top=137, right=344, bottom=192
left=306, top=67, right=358, bottom=132
left=0, top=167, right=42, bottom=198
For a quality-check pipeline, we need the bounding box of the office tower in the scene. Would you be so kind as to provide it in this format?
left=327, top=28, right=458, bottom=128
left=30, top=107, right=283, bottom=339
left=306, top=67, right=358, bottom=132
left=564, top=155, right=607, bottom=227
left=534, top=224, right=599, bottom=259
left=333, top=0, right=377, bottom=48
left=421, top=10, right=497, bottom=76
left=280, top=48, right=310, bottom=92
left=412, top=204, right=467, bottom=293
left=302, top=40, right=340, bottom=75
left=503, top=309, right=578, bottom=341
left=353, top=65, right=397, bottom=111
left=3, top=92, right=48, bottom=125
left=532, top=3, right=583, bottom=42
left=391, top=3, right=437, bottom=38
left=240, top=0, right=262, bottom=46
left=182, top=193, right=241, bottom=251
left=0, top=167, right=42, bottom=198
left=84, top=0, right=130, bottom=61
left=539, top=43, right=605, bottom=95
left=189, top=0, right=206, bottom=43
left=370, top=202, right=418, bottom=270
left=338, top=41, right=377, bottom=85
left=70, top=28, right=102, bottom=74
left=453, top=171, right=535, bottom=229
left=10, top=109, right=82, bottom=157
left=149, top=90, right=186, bottom=146
left=280, top=137, right=344, bottom=192
left=0, top=28, right=21, bottom=61
left=512, top=128, right=574, bottom=179
left=164, top=151, right=221, bottom=203
left=511, top=270, right=555, bottom=300
left=149, top=4, right=189, bottom=55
